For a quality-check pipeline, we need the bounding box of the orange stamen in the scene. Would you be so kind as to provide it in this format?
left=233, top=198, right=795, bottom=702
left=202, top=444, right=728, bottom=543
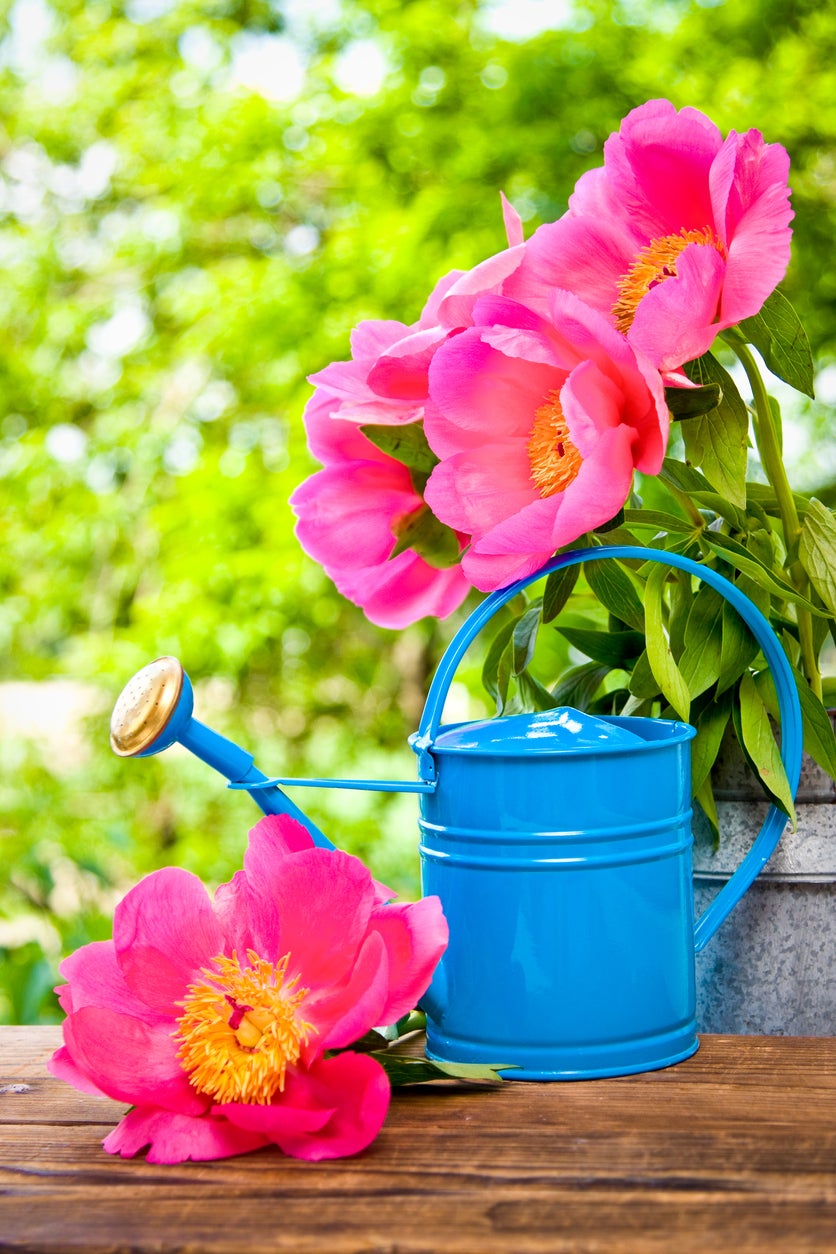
left=612, top=226, right=726, bottom=333
left=174, top=950, right=314, bottom=1105
left=528, top=390, right=582, bottom=498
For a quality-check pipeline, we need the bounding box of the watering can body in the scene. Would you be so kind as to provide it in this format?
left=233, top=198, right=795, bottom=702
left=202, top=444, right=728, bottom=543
left=111, top=546, right=804, bottom=1081
left=407, top=545, right=803, bottom=1079
left=415, top=710, right=699, bottom=1077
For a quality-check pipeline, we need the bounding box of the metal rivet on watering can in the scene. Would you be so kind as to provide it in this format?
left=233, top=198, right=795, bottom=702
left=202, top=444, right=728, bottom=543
left=110, top=546, right=803, bottom=1081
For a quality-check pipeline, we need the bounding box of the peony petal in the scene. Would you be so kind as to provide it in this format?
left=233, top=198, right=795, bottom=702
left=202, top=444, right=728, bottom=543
left=547, top=424, right=637, bottom=547
left=224, top=1053, right=391, bottom=1161
left=113, top=867, right=226, bottom=1016
left=436, top=242, right=526, bottom=329
left=47, top=1044, right=112, bottom=1099
left=367, top=326, right=448, bottom=400
left=715, top=135, right=793, bottom=327
left=369, top=896, right=449, bottom=1025
left=428, top=329, right=559, bottom=443
left=104, top=1105, right=269, bottom=1163
left=243, top=845, right=376, bottom=991
left=560, top=359, right=624, bottom=458
left=424, top=447, right=536, bottom=537
left=213, top=869, right=279, bottom=960
left=462, top=546, right=553, bottom=593
left=349, top=318, right=412, bottom=359
left=302, top=392, right=393, bottom=466
left=419, top=268, right=466, bottom=326
left=307, top=930, right=390, bottom=1052
left=56, top=940, right=167, bottom=1025
left=249, top=814, right=316, bottom=857
left=626, top=241, right=726, bottom=370
left=509, top=214, right=633, bottom=322
left=469, top=493, right=564, bottom=556
left=602, top=99, right=722, bottom=238
left=500, top=190, right=524, bottom=247
left=332, top=551, right=471, bottom=630
left=62, top=1006, right=207, bottom=1113
left=292, top=461, right=420, bottom=571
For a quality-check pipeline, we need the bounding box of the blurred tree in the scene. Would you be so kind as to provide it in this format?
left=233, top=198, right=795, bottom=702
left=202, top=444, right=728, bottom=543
left=1, top=0, right=835, bottom=1019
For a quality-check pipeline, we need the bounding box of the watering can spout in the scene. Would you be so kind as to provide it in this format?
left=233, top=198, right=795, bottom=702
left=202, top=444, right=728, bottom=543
left=110, top=657, right=337, bottom=849
left=110, top=658, right=436, bottom=848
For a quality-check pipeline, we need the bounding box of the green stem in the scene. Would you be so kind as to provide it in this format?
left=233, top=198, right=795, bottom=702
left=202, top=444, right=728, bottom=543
left=667, top=483, right=705, bottom=529
left=732, top=341, right=821, bottom=698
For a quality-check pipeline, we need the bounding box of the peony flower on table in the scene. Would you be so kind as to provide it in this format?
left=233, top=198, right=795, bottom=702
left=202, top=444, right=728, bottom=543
left=422, top=291, right=669, bottom=591
left=511, top=98, right=793, bottom=371
left=49, top=815, right=448, bottom=1163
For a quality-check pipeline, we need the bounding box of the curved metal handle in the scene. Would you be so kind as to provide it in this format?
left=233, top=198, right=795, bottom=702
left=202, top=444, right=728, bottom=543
left=416, top=545, right=803, bottom=950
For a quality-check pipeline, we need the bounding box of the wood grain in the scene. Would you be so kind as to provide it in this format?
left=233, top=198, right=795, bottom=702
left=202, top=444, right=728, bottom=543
left=0, top=1027, right=834, bottom=1252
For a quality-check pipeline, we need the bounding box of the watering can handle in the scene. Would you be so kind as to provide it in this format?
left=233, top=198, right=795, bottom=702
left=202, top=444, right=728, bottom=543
left=415, top=545, right=804, bottom=952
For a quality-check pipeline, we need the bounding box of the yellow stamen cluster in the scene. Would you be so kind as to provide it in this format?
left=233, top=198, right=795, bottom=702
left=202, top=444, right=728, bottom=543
left=612, top=226, right=726, bottom=333
left=174, top=950, right=314, bottom=1105
left=527, top=390, right=583, bottom=498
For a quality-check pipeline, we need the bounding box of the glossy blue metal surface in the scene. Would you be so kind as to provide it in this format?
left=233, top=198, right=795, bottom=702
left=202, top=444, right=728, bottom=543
left=431, top=706, right=645, bottom=753
left=130, top=667, right=335, bottom=848
left=415, top=546, right=803, bottom=1080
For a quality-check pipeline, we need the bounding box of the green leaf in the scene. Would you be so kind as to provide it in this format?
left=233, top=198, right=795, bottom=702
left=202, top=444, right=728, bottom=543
left=738, top=672, right=796, bottom=823
left=788, top=667, right=836, bottom=781
left=695, top=776, right=720, bottom=847
left=628, top=649, right=660, bottom=699
left=681, top=354, right=749, bottom=507
left=622, top=508, right=692, bottom=534
left=658, top=458, right=746, bottom=528
left=518, top=669, right=560, bottom=711
left=737, top=289, right=815, bottom=398
left=360, top=422, right=440, bottom=490
left=665, top=381, right=723, bottom=419
left=512, top=603, right=542, bottom=675
left=644, top=565, right=690, bottom=721
left=550, top=662, right=609, bottom=710
left=371, top=1052, right=510, bottom=1086
left=745, top=482, right=812, bottom=520
left=389, top=505, right=461, bottom=568
left=691, top=692, right=732, bottom=796
left=481, top=619, right=516, bottom=704
left=658, top=457, right=714, bottom=496
left=799, top=498, right=836, bottom=615
left=717, top=583, right=761, bottom=694
left=593, top=508, right=625, bottom=533
left=585, top=560, right=645, bottom=631
left=679, top=585, right=724, bottom=698
left=701, top=532, right=824, bottom=614
left=542, top=564, right=579, bottom=623
left=555, top=626, right=645, bottom=668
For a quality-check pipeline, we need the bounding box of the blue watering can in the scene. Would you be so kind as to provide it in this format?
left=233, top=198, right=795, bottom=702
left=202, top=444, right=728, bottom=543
left=110, top=546, right=803, bottom=1079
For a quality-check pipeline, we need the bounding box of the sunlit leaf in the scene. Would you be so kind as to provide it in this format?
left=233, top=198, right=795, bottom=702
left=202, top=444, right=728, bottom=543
left=737, top=289, right=815, bottom=398
left=737, top=673, right=796, bottom=823
left=644, top=565, right=690, bottom=721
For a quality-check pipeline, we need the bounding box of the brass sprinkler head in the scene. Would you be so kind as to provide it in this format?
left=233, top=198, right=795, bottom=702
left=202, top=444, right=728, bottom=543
left=110, top=656, right=186, bottom=757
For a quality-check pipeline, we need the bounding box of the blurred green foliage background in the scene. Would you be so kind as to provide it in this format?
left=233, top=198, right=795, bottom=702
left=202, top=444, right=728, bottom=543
left=2, top=0, right=836, bottom=1022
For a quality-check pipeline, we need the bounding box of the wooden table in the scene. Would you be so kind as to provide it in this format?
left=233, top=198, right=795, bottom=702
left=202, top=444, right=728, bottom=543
left=1, top=1027, right=834, bottom=1252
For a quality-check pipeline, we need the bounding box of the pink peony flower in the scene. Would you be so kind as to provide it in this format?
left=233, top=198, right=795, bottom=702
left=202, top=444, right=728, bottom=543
left=291, top=391, right=471, bottom=629
left=510, top=99, right=793, bottom=371
left=423, top=291, right=669, bottom=591
left=49, top=815, right=448, bottom=1163
left=291, top=202, right=532, bottom=627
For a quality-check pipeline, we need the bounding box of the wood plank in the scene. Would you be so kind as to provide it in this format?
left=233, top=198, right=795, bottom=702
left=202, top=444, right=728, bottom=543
left=0, top=1028, right=834, bottom=1253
